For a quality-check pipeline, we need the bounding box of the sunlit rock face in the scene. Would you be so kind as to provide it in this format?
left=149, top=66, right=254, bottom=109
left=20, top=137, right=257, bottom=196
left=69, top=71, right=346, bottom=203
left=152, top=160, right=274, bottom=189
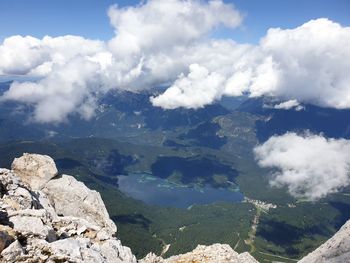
left=140, top=244, right=259, bottom=263
left=11, top=153, right=58, bottom=190
left=43, top=174, right=117, bottom=238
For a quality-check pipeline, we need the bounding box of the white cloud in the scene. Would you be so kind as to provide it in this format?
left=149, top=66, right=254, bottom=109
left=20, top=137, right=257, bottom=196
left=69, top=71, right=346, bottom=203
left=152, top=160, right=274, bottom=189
left=0, top=35, right=47, bottom=75
left=1, top=1, right=350, bottom=122
left=104, top=0, right=243, bottom=90
left=152, top=18, right=350, bottom=110
left=107, top=0, right=242, bottom=56
left=273, top=100, right=300, bottom=110
left=1, top=56, right=104, bottom=123
left=257, top=18, right=350, bottom=109
left=149, top=39, right=260, bottom=107
left=0, top=0, right=243, bottom=122
left=264, top=99, right=304, bottom=111
left=0, top=35, right=110, bottom=123
left=150, top=63, right=225, bottom=109
left=0, top=35, right=105, bottom=76
left=254, top=132, right=350, bottom=200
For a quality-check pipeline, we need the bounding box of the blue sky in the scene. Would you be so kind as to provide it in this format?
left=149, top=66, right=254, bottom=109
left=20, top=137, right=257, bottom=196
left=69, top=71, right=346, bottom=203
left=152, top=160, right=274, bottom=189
left=1, top=0, right=349, bottom=43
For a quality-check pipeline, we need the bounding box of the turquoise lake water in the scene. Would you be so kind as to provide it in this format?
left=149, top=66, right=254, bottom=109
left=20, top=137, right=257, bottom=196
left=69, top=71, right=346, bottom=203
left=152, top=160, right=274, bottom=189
left=117, top=173, right=244, bottom=208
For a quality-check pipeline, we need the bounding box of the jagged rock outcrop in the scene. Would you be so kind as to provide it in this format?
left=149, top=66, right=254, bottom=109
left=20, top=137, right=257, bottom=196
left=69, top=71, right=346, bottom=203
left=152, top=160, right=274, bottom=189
left=298, top=219, right=350, bottom=263
left=140, top=244, right=259, bottom=263
left=0, top=153, right=136, bottom=263
left=43, top=174, right=117, bottom=239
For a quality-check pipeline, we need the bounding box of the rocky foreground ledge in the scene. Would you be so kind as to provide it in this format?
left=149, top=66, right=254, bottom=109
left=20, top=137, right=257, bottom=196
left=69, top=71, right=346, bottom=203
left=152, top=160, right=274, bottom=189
left=141, top=245, right=258, bottom=263
left=0, top=153, right=349, bottom=263
left=0, top=153, right=136, bottom=262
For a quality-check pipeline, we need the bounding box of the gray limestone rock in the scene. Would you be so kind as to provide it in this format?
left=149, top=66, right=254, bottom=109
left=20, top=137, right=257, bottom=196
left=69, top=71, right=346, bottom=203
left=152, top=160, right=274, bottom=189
left=43, top=174, right=117, bottom=236
left=140, top=244, right=259, bottom=263
left=0, top=240, right=24, bottom=262
left=298, top=219, right=350, bottom=263
left=47, top=238, right=86, bottom=261
left=11, top=153, right=58, bottom=190
left=0, top=155, right=136, bottom=263
left=99, top=239, right=137, bottom=263
left=9, top=215, right=50, bottom=238
left=238, top=252, right=260, bottom=263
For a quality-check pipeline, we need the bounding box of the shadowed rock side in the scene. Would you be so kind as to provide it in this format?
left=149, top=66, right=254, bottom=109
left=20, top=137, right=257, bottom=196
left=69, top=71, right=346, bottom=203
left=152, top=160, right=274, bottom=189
left=298, top=219, right=350, bottom=263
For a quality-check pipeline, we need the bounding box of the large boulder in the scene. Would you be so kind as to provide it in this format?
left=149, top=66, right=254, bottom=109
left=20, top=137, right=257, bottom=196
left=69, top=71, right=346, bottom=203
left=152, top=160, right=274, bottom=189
left=43, top=174, right=117, bottom=238
left=11, top=153, right=58, bottom=190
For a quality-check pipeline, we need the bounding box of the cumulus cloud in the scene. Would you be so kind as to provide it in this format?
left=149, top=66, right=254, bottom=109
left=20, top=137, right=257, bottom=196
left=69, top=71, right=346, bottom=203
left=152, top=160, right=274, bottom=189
left=254, top=132, right=350, bottom=200
left=150, top=63, right=225, bottom=109
left=273, top=100, right=303, bottom=111
left=1, top=56, right=105, bottom=122
left=1, top=0, right=350, bottom=122
left=152, top=18, right=350, bottom=110
left=107, top=0, right=242, bottom=56
left=0, top=35, right=105, bottom=76
left=0, top=36, right=48, bottom=75
left=262, top=99, right=304, bottom=111
left=104, top=0, right=243, bottom=90
left=0, top=0, right=243, bottom=122
left=257, top=18, right=350, bottom=109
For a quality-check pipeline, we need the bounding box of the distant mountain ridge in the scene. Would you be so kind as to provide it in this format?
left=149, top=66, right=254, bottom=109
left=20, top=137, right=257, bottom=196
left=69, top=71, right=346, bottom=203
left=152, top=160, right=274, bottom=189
left=237, top=97, right=350, bottom=141
left=2, top=79, right=350, bottom=145
left=0, top=82, right=230, bottom=142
